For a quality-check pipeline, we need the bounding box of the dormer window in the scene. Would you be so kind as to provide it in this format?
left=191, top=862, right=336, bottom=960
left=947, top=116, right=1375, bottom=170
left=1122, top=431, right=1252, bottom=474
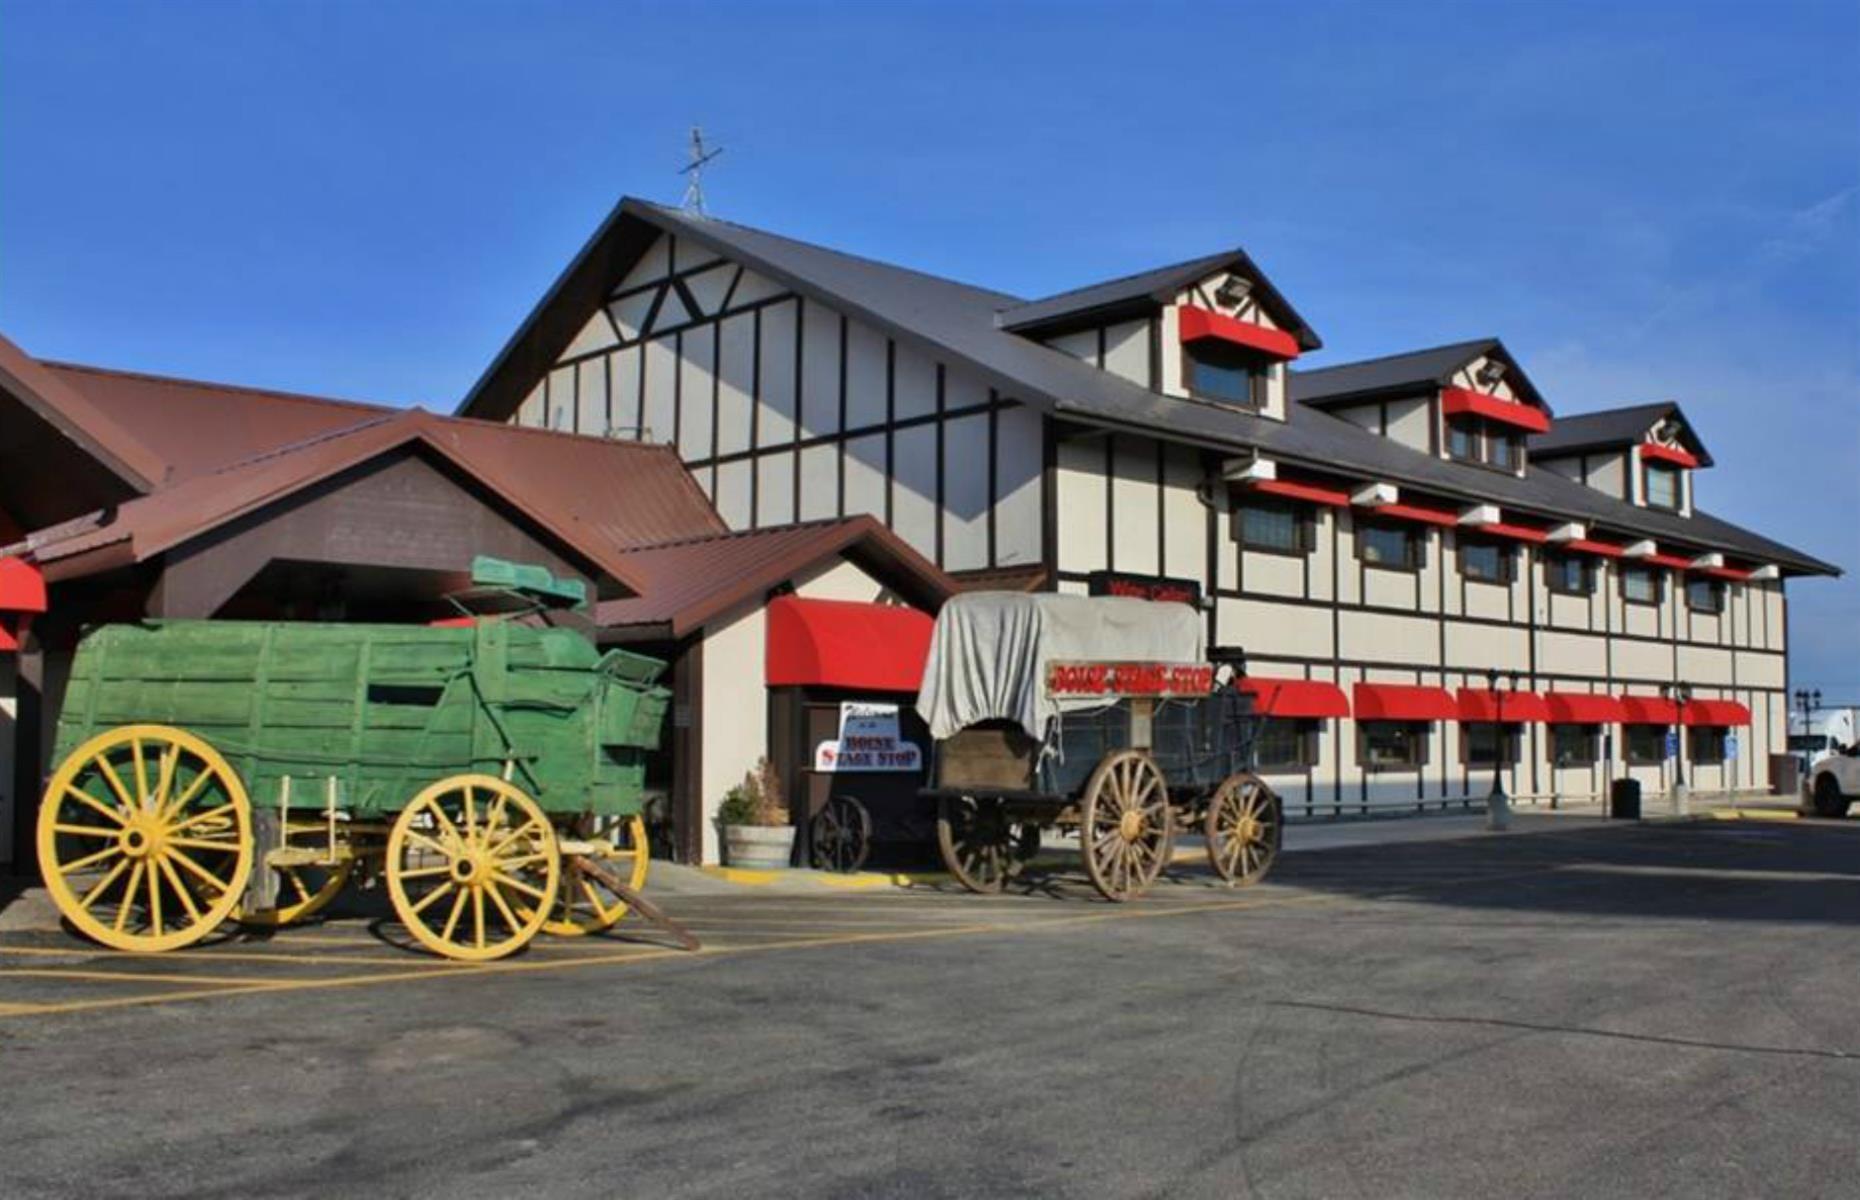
left=1644, top=461, right=1682, bottom=510
left=1446, top=415, right=1523, bottom=472
left=1184, top=339, right=1268, bottom=409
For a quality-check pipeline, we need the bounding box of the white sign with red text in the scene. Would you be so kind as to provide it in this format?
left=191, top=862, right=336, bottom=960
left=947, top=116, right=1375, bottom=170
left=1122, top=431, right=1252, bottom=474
left=813, top=701, right=923, bottom=773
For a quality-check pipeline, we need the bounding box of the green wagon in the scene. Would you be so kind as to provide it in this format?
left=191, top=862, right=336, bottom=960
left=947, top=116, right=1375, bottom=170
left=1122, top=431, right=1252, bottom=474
left=36, top=607, right=670, bottom=961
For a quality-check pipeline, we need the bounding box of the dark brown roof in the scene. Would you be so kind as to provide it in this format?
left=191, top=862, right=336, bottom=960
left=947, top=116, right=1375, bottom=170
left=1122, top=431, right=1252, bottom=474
left=1527, top=401, right=1714, bottom=466
left=39, top=361, right=394, bottom=483
left=0, top=335, right=167, bottom=490
left=595, top=516, right=956, bottom=636
left=949, top=564, right=1050, bottom=593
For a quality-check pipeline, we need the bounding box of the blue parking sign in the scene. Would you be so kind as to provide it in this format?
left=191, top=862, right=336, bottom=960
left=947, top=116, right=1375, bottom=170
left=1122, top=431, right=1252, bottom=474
left=1726, top=734, right=1738, bottom=760
left=1665, top=730, right=1679, bottom=757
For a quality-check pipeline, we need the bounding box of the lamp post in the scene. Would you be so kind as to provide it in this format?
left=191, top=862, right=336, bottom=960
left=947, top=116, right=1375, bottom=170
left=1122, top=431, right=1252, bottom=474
left=1485, top=667, right=1519, bottom=831
left=1662, top=681, right=1692, bottom=817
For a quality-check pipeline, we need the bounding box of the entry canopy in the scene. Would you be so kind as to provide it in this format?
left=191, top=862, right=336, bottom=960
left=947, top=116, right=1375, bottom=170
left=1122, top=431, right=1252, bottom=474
left=1352, top=682, right=1458, bottom=722
left=917, top=592, right=1204, bottom=740
left=0, top=557, right=46, bottom=614
left=1682, top=699, right=1752, bottom=726
left=1544, top=691, right=1626, bottom=724
left=1241, top=677, right=1351, bottom=719
left=765, top=596, right=934, bottom=693
left=1456, top=687, right=1549, bottom=723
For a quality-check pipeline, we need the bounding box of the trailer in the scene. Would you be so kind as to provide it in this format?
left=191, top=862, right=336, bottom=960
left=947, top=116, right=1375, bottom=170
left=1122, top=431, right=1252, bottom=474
left=35, top=563, right=671, bottom=961
left=917, top=593, right=1281, bottom=901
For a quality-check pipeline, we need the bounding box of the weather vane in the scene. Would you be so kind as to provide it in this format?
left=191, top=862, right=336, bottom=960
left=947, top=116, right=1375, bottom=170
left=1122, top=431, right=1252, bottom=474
left=679, top=126, right=724, bottom=215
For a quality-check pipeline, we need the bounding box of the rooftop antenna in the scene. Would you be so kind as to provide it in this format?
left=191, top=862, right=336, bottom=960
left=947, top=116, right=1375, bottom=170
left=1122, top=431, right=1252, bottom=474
left=679, top=126, right=724, bottom=215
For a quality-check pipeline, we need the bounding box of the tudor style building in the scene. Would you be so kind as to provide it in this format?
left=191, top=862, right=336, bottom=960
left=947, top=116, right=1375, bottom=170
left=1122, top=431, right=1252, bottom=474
left=460, top=198, right=1837, bottom=818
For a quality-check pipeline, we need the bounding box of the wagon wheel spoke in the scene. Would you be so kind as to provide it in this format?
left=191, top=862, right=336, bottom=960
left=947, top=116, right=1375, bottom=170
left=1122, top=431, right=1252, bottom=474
left=158, top=768, right=215, bottom=823
left=157, top=856, right=205, bottom=925
left=483, top=878, right=524, bottom=935
left=407, top=880, right=456, bottom=917
left=61, top=786, right=129, bottom=827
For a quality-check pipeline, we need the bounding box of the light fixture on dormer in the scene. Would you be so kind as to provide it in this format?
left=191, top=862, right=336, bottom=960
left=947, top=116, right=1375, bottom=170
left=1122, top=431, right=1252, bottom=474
left=1475, top=360, right=1505, bottom=387
left=1214, top=275, right=1253, bottom=308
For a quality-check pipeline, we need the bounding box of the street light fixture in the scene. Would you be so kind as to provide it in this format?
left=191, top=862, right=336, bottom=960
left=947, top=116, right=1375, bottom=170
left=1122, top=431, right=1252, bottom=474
left=1661, top=680, right=1692, bottom=816
left=1485, top=667, right=1520, bottom=831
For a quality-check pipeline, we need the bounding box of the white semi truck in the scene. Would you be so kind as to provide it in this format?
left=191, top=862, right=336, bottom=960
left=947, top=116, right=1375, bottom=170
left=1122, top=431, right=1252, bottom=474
left=1798, top=708, right=1860, bottom=818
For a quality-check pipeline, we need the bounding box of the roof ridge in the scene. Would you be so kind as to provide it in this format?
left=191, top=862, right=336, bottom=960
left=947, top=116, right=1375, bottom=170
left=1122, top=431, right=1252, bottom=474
left=622, top=514, right=867, bottom=553
left=996, top=248, right=1240, bottom=314
left=184, top=410, right=410, bottom=482
left=40, top=359, right=399, bottom=415
left=636, top=201, right=1024, bottom=304
left=1291, top=337, right=1498, bottom=378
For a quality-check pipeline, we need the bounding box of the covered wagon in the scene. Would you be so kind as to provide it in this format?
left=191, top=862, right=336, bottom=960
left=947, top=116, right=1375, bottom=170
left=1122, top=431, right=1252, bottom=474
left=917, top=592, right=1281, bottom=901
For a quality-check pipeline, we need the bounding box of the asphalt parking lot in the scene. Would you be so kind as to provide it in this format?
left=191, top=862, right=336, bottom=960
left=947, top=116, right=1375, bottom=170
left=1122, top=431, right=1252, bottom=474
left=3, top=816, right=1859, bottom=1199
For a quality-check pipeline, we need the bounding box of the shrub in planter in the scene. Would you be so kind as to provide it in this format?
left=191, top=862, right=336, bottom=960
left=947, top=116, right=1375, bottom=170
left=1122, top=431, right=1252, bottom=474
left=719, top=758, right=795, bottom=868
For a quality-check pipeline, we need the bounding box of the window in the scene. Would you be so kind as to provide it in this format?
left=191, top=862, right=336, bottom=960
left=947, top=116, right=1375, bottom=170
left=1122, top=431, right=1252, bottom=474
left=1644, top=462, right=1682, bottom=510
left=1358, top=521, right=1424, bottom=570
left=1462, top=723, right=1521, bottom=766
left=1621, top=565, right=1662, bottom=605
left=1549, top=723, right=1600, bottom=767
left=1445, top=416, right=1526, bottom=472
left=1545, top=552, right=1594, bottom=596
left=1236, top=498, right=1313, bottom=555
left=1686, top=577, right=1725, bottom=613
left=1690, top=726, right=1727, bottom=765
left=1459, top=536, right=1513, bottom=584
left=1359, top=721, right=1428, bottom=768
left=1254, top=718, right=1319, bottom=771
left=1625, top=724, right=1668, bottom=764
left=1184, top=341, right=1265, bottom=408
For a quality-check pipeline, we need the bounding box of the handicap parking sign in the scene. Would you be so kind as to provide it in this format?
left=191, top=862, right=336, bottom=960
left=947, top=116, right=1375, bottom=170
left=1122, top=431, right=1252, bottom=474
left=1665, top=730, right=1679, bottom=757
left=1726, top=734, right=1738, bottom=760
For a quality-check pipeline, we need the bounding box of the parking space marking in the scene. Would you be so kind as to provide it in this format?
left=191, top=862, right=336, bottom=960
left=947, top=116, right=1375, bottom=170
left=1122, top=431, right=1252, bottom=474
left=0, top=864, right=1570, bottom=1020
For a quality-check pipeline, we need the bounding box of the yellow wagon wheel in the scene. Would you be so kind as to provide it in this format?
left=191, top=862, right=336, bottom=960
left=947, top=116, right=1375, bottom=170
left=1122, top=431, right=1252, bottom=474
left=1203, top=771, right=1282, bottom=887
left=36, top=723, right=253, bottom=953
left=536, top=813, right=650, bottom=937
left=385, top=774, right=560, bottom=962
left=235, top=822, right=355, bottom=929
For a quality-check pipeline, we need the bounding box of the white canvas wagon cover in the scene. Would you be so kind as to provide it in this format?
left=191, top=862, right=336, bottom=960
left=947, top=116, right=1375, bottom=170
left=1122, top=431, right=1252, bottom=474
left=915, top=591, right=1205, bottom=740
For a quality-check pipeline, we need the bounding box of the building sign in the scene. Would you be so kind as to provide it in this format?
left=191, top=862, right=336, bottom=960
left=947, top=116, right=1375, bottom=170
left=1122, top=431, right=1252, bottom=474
left=813, top=701, right=923, bottom=773
left=1085, top=570, right=1202, bottom=607
left=1047, top=661, right=1216, bottom=699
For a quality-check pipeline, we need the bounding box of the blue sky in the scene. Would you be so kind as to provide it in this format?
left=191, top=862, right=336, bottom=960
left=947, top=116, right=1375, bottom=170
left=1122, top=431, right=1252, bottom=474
left=3, top=1, right=1856, bottom=695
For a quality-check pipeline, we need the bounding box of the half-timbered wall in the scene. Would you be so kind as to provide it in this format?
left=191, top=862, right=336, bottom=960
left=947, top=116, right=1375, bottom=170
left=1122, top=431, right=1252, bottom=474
left=515, top=233, right=1045, bottom=575
left=1049, top=425, right=1788, bottom=816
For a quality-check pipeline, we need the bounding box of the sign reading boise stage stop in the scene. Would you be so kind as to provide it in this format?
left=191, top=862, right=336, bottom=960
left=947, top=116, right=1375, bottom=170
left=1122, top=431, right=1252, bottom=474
left=813, top=701, right=923, bottom=773
left=1045, top=661, right=1215, bottom=699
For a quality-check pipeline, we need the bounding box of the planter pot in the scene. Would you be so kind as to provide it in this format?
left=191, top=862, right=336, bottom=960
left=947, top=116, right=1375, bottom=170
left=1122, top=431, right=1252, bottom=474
left=724, top=824, right=796, bottom=869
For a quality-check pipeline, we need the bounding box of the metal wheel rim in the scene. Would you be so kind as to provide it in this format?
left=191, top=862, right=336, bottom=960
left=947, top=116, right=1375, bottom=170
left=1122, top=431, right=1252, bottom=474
left=37, top=724, right=253, bottom=953
left=535, top=813, right=649, bottom=937
left=937, top=796, right=1034, bottom=894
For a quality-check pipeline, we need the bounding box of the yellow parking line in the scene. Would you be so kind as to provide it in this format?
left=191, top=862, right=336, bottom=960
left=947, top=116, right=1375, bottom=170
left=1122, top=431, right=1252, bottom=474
left=0, top=944, right=433, bottom=968
left=0, top=967, right=298, bottom=988
left=0, top=864, right=1567, bottom=1020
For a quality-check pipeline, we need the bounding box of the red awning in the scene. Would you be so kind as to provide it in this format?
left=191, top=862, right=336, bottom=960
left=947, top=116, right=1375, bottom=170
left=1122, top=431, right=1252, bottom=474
left=1249, top=478, right=1350, bottom=507
left=765, top=596, right=935, bottom=692
left=0, top=558, right=46, bottom=614
left=1619, top=695, right=1679, bottom=725
left=1683, top=699, right=1752, bottom=726
left=1565, top=539, right=1625, bottom=558
left=1643, top=553, right=1693, bottom=571
left=1242, top=677, right=1351, bottom=718
left=1353, top=682, right=1458, bottom=721
left=1481, top=522, right=1549, bottom=544
left=1701, top=565, right=1752, bottom=582
left=1639, top=443, right=1700, bottom=468
left=1457, top=687, right=1549, bottom=723
left=1177, top=307, right=1302, bottom=360
left=1440, top=387, right=1551, bottom=434
left=0, top=615, right=21, bottom=653
left=1544, top=691, right=1626, bottom=724
left=1374, top=502, right=1460, bottom=527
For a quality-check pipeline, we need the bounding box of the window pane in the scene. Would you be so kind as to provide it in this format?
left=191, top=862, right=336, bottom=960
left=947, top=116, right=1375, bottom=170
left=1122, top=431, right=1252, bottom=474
left=1461, top=538, right=1508, bottom=583
left=1687, top=578, right=1723, bottom=612
left=1623, top=567, right=1658, bottom=603
left=1255, top=718, right=1313, bottom=769
left=1448, top=420, right=1478, bottom=460
left=1240, top=500, right=1301, bottom=552
left=1490, top=434, right=1518, bottom=470
left=1464, top=723, right=1518, bottom=765
left=1690, top=726, right=1726, bottom=764
left=1646, top=463, right=1681, bottom=508
left=1547, top=554, right=1591, bottom=595
left=1550, top=724, right=1598, bottom=766
left=1626, top=725, right=1667, bottom=763
left=1186, top=343, right=1259, bottom=406
left=1361, top=721, right=1423, bottom=767
left=1361, top=523, right=1415, bottom=568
